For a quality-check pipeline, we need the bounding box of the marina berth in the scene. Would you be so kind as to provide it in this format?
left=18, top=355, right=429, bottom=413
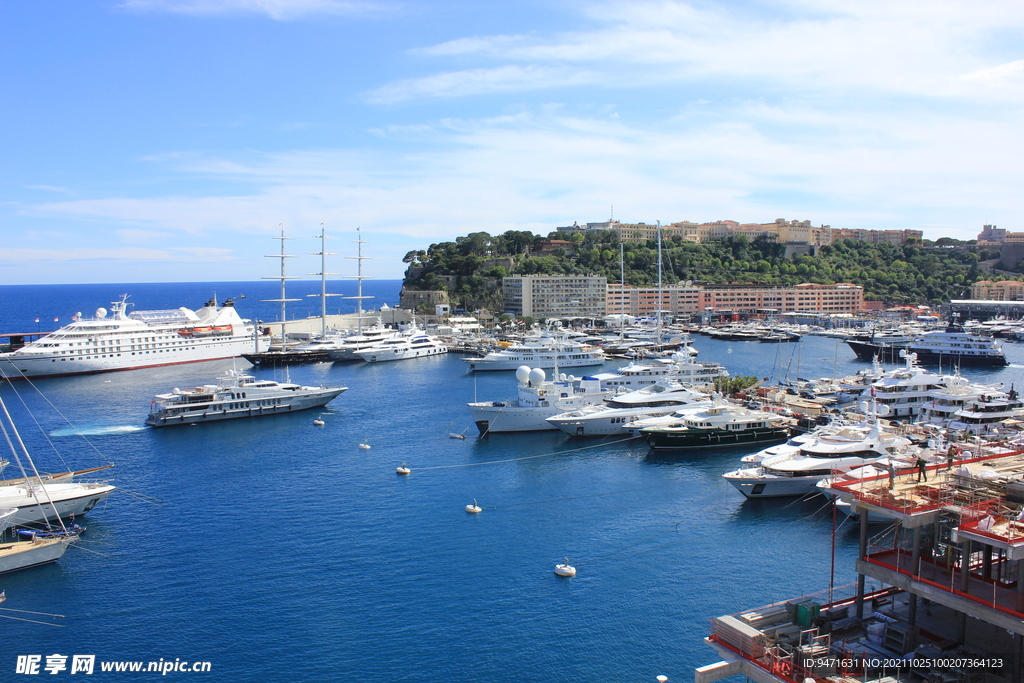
left=639, top=399, right=791, bottom=450
left=0, top=295, right=268, bottom=380
left=462, top=333, right=604, bottom=371
left=145, top=370, right=347, bottom=426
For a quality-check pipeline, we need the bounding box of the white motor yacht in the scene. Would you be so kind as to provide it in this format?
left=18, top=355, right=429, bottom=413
left=722, top=419, right=917, bottom=498
left=467, top=367, right=611, bottom=434
left=325, top=324, right=402, bottom=362
left=354, top=329, right=448, bottom=363
left=146, top=370, right=347, bottom=427
left=546, top=382, right=712, bottom=436
left=462, top=334, right=604, bottom=371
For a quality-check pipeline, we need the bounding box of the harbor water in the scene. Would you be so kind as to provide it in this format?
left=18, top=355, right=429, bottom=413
left=3, top=282, right=1024, bottom=681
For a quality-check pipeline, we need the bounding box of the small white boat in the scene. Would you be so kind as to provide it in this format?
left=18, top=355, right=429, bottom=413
left=554, top=558, right=576, bottom=577
left=465, top=499, right=482, bottom=513
left=313, top=419, right=325, bottom=426
left=396, top=463, right=411, bottom=475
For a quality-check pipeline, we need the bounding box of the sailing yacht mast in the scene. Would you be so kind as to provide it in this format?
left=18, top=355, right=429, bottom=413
left=342, top=228, right=374, bottom=333
left=308, top=223, right=341, bottom=339
left=657, top=220, right=663, bottom=336
left=261, top=226, right=301, bottom=344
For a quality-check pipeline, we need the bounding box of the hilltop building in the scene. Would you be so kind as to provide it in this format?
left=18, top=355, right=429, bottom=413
left=558, top=219, right=922, bottom=247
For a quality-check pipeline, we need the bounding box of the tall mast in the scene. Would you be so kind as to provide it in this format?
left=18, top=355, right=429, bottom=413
left=308, top=222, right=341, bottom=338
left=261, top=225, right=301, bottom=343
left=657, top=220, right=663, bottom=333
left=342, top=227, right=374, bottom=333
left=619, top=242, right=625, bottom=336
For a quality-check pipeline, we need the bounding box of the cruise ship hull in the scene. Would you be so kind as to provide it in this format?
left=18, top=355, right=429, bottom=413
left=1, top=337, right=266, bottom=380
left=469, top=406, right=559, bottom=433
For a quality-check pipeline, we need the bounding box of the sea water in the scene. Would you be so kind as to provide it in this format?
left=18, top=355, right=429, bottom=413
left=2, top=284, right=1024, bottom=681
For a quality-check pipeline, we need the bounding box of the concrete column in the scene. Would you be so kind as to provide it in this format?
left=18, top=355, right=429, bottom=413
left=956, top=540, right=971, bottom=644
left=856, top=508, right=868, bottom=619
left=908, top=527, right=921, bottom=627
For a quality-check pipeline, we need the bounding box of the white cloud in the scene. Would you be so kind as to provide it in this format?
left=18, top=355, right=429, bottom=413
left=118, top=0, right=392, bottom=20
left=377, top=0, right=1024, bottom=104
left=364, top=65, right=601, bottom=104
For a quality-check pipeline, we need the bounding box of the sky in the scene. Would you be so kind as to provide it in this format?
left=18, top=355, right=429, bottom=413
left=3, top=0, right=1024, bottom=285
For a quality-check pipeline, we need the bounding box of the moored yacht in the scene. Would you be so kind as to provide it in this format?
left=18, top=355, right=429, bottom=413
left=462, top=334, right=604, bottom=371
left=467, top=366, right=611, bottom=434
left=146, top=370, right=347, bottom=426
left=639, top=399, right=790, bottom=450
left=354, top=329, right=448, bottom=363
left=325, top=323, right=401, bottom=362
left=722, top=418, right=916, bottom=498
left=546, top=382, right=712, bottom=436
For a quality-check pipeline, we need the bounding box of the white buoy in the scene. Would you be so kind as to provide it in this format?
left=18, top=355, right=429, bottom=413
left=554, top=558, right=576, bottom=577
left=396, top=463, right=411, bottom=475
left=656, top=676, right=668, bottom=683
left=465, top=499, right=482, bottom=513
left=313, top=419, right=325, bottom=426
left=358, top=441, right=371, bottom=449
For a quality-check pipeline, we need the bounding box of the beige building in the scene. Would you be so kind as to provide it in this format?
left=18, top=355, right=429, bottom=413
left=607, top=282, right=864, bottom=316
left=971, top=280, right=1024, bottom=301
left=502, top=275, right=607, bottom=318
left=569, top=218, right=919, bottom=247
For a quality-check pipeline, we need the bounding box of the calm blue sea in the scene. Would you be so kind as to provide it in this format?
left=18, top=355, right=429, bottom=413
left=3, top=284, right=1024, bottom=682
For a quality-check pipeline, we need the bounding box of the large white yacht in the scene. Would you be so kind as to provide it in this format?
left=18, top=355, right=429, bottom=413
left=325, top=324, right=401, bottom=362
left=0, top=480, right=117, bottom=525
left=852, top=353, right=954, bottom=420
left=0, top=295, right=268, bottom=380
left=146, top=371, right=348, bottom=427
left=462, top=334, right=604, bottom=371
left=467, top=367, right=612, bottom=434
left=546, top=382, right=712, bottom=436
left=722, top=418, right=917, bottom=498
left=639, top=400, right=790, bottom=450
left=354, top=329, right=448, bottom=363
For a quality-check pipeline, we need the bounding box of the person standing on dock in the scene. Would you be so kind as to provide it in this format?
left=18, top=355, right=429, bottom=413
left=887, top=461, right=896, bottom=489
left=916, top=454, right=928, bottom=483
left=946, top=444, right=958, bottom=471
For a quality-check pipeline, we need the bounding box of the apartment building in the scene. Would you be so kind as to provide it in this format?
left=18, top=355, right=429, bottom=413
left=502, top=275, right=607, bottom=318
left=607, top=282, right=864, bottom=317
left=971, top=280, right=1024, bottom=301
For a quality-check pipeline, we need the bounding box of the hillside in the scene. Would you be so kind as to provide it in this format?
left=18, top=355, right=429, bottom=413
left=401, top=230, right=992, bottom=313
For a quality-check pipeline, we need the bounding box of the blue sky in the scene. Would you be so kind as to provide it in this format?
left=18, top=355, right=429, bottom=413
left=4, top=0, right=1024, bottom=284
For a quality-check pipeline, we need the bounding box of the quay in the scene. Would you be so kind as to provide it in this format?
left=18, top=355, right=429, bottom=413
left=698, top=440, right=1024, bottom=683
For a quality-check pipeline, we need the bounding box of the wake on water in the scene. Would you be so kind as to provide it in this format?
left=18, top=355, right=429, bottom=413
left=50, top=425, right=146, bottom=437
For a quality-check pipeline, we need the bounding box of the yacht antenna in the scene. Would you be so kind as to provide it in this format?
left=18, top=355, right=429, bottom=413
left=307, top=222, right=342, bottom=338
left=261, top=225, right=301, bottom=344
left=657, top=220, right=663, bottom=338
left=342, top=228, right=374, bottom=333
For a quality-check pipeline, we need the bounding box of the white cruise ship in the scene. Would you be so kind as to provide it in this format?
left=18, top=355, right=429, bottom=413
left=146, top=371, right=348, bottom=427
left=0, top=295, right=268, bottom=380
left=462, top=334, right=604, bottom=371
